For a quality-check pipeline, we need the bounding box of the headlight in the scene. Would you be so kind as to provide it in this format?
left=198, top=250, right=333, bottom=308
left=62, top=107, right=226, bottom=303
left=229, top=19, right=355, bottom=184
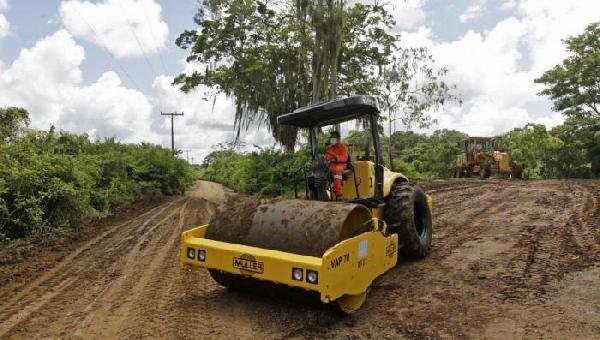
left=197, top=249, right=206, bottom=261
left=306, top=270, right=318, bottom=284
left=186, top=247, right=195, bottom=259
left=292, top=268, right=303, bottom=281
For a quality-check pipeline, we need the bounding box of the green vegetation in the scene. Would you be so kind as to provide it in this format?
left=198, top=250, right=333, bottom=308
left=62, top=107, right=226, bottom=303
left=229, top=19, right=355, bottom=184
left=390, top=129, right=466, bottom=179
left=535, top=22, right=600, bottom=119
left=201, top=144, right=311, bottom=196
left=200, top=116, right=599, bottom=195
left=503, top=118, right=600, bottom=179
left=176, top=1, right=455, bottom=150
left=1, top=107, right=30, bottom=142
left=527, top=22, right=600, bottom=178
left=0, top=108, right=197, bottom=241
left=198, top=128, right=467, bottom=194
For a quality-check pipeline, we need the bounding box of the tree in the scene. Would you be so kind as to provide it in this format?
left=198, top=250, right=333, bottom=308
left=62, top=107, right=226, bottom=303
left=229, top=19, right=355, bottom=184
left=535, top=22, right=600, bottom=118
left=389, top=130, right=427, bottom=157
left=502, top=124, right=564, bottom=178
left=0, top=107, right=30, bottom=142
left=175, top=1, right=435, bottom=150
left=591, top=130, right=600, bottom=175
left=550, top=116, right=600, bottom=178
left=378, top=48, right=459, bottom=168
left=415, top=129, right=465, bottom=178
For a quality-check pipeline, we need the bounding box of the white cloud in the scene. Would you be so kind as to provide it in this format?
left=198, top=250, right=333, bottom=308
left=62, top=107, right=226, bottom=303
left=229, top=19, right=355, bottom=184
left=152, top=76, right=276, bottom=162
left=60, top=71, right=155, bottom=141
left=432, top=38, right=546, bottom=133
left=0, top=0, right=8, bottom=39
left=401, top=1, right=600, bottom=137
left=0, top=14, right=8, bottom=39
left=389, top=0, right=426, bottom=30
left=0, top=27, right=272, bottom=163
left=400, top=26, right=434, bottom=48
left=59, top=0, right=168, bottom=58
left=350, top=0, right=426, bottom=31
left=0, top=30, right=84, bottom=127
left=517, top=0, right=600, bottom=76
left=435, top=100, right=530, bottom=136
left=459, top=0, right=487, bottom=23
left=501, top=0, right=517, bottom=10
left=0, top=30, right=157, bottom=142
left=434, top=18, right=531, bottom=106
left=404, top=19, right=539, bottom=136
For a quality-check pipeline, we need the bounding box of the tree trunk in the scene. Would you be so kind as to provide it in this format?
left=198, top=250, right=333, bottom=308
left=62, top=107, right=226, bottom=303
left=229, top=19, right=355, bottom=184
left=389, top=111, right=394, bottom=170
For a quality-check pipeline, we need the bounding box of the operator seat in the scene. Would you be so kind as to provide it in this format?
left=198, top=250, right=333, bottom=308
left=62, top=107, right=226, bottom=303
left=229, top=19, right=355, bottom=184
left=342, top=154, right=355, bottom=180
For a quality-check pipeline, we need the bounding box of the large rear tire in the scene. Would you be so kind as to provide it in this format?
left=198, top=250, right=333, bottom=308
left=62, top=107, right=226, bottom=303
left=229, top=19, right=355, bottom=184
left=385, top=182, right=433, bottom=259
left=480, top=163, right=491, bottom=179
left=452, top=167, right=461, bottom=178
left=511, top=164, right=523, bottom=179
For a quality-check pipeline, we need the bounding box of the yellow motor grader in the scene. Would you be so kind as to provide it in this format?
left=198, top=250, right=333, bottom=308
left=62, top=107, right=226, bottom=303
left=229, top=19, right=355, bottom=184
left=453, top=136, right=523, bottom=179
left=180, top=96, right=433, bottom=312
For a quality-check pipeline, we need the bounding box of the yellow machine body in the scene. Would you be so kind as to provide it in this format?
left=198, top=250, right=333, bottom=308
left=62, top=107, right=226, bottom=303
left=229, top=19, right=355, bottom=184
left=341, top=160, right=407, bottom=199
left=181, top=219, right=399, bottom=311
left=492, top=151, right=512, bottom=173
left=180, top=96, right=433, bottom=312
left=180, top=173, right=432, bottom=312
left=455, top=136, right=520, bottom=178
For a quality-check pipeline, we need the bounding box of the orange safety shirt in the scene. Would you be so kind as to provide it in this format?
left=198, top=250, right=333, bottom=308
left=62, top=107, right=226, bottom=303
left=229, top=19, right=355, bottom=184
left=325, top=143, right=349, bottom=174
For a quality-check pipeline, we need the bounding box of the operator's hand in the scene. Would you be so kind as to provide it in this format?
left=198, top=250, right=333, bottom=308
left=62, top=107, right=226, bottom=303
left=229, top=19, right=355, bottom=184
left=325, top=150, right=338, bottom=162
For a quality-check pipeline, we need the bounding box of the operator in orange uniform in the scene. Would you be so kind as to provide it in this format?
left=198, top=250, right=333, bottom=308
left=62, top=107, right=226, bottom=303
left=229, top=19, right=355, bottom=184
left=324, top=131, right=349, bottom=198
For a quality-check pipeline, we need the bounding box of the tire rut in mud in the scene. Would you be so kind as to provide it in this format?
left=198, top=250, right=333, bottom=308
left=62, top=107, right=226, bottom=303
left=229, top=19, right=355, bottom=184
left=0, top=196, right=216, bottom=339
left=1, top=180, right=599, bottom=339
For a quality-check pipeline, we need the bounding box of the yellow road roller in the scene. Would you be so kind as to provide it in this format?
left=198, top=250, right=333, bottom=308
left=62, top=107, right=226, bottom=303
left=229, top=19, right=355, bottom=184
left=180, top=95, right=433, bottom=312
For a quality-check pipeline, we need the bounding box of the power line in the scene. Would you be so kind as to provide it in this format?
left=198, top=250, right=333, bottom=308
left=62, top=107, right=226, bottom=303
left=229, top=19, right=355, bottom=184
left=115, top=0, right=159, bottom=80
left=115, top=0, right=167, bottom=113
left=73, top=6, right=144, bottom=93
left=140, top=0, right=169, bottom=75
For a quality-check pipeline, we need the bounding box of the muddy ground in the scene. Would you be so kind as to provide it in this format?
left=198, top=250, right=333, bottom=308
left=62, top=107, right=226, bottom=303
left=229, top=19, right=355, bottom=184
left=0, top=179, right=599, bottom=339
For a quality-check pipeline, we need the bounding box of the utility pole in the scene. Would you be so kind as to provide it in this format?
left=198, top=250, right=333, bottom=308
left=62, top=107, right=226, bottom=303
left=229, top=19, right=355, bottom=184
left=161, top=112, right=184, bottom=154
left=184, top=150, right=191, bottom=163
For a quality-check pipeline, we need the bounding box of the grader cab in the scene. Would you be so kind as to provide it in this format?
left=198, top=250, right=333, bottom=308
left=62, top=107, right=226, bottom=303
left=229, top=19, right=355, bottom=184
left=454, top=137, right=522, bottom=179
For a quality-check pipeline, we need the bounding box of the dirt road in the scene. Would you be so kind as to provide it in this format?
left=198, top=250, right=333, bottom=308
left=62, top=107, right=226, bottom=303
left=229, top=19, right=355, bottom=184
left=1, top=180, right=599, bottom=339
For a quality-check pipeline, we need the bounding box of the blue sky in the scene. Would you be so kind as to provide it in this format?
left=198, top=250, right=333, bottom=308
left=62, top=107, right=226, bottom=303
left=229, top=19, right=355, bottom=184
left=0, top=0, right=599, bottom=162
left=0, top=0, right=197, bottom=93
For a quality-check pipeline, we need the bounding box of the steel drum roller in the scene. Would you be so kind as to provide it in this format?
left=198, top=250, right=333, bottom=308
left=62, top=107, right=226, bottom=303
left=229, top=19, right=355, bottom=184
left=206, top=197, right=372, bottom=257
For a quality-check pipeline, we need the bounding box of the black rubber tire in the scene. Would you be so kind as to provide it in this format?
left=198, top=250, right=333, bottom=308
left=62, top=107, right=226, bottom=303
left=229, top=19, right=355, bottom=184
left=208, top=269, right=324, bottom=307
left=480, top=164, right=491, bottom=179
left=384, top=182, right=433, bottom=259
left=208, top=269, right=234, bottom=287
left=511, top=164, right=523, bottom=179
left=452, top=167, right=461, bottom=178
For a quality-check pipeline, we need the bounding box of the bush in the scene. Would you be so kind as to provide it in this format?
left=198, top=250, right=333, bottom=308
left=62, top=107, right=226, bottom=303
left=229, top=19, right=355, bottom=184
left=0, top=130, right=196, bottom=240
left=200, top=145, right=311, bottom=196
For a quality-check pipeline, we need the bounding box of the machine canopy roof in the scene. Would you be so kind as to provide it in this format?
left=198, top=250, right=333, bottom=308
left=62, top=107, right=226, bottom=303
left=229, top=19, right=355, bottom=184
left=277, top=95, right=379, bottom=128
